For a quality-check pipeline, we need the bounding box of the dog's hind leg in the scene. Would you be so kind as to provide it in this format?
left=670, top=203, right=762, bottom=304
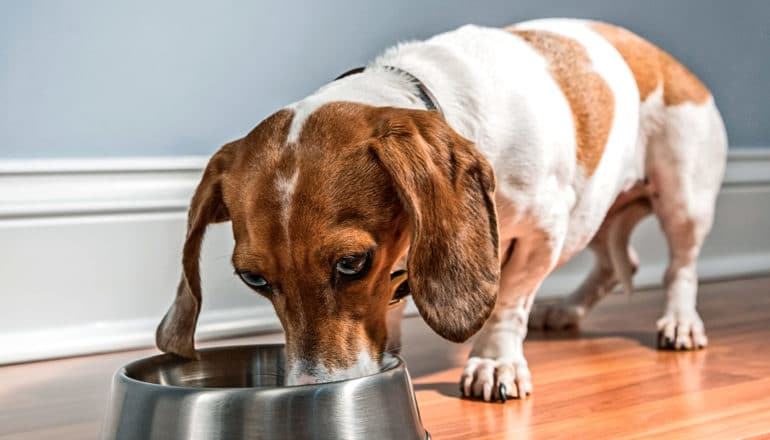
left=650, top=99, right=727, bottom=350
left=529, top=199, right=651, bottom=330
left=528, top=242, right=617, bottom=330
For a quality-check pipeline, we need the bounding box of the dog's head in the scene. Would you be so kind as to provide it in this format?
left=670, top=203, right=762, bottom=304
left=156, top=103, right=500, bottom=384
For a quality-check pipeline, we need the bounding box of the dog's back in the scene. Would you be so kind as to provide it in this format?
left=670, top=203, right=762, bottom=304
left=374, top=19, right=726, bottom=259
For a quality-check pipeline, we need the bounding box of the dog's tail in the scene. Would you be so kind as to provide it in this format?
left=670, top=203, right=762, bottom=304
left=606, top=199, right=652, bottom=295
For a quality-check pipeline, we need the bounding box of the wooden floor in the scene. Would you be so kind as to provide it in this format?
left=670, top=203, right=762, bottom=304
left=1, top=276, right=769, bottom=439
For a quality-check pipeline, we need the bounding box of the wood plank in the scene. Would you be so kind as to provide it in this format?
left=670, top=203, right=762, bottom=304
left=0, top=277, right=768, bottom=439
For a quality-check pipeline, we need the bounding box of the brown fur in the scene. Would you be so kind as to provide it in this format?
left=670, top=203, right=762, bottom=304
left=157, top=102, right=500, bottom=373
left=222, top=105, right=407, bottom=370
left=156, top=110, right=293, bottom=359
left=509, top=28, right=615, bottom=177
left=369, top=106, right=500, bottom=343
left=590, top=22, right=710, bottom=106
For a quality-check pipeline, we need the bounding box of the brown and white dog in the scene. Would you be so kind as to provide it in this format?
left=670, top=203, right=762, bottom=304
left=156, top=19, right=727, bottom=402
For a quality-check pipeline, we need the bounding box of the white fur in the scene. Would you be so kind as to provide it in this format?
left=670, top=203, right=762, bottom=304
left=286, top=70, right=427, bottom=144
left=275, top=170, right=299, bottom=218
left=514, top=19, right=642, bottom=257
left=285, top=349, right=384, bottom=386
left=650, top=96, right=726, bottom=350
left=275, top=169, right=299, bottom=245
left=283, top=19, right=727, bottom=399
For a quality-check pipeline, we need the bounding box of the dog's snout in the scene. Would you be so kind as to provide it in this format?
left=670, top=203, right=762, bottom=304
left=289, top=373, right=319, bottom=386
left=285, top=349, right=381, bottom=386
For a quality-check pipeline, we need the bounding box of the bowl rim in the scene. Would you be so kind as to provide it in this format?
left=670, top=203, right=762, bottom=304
left=115, top=343, right=405, bottom=392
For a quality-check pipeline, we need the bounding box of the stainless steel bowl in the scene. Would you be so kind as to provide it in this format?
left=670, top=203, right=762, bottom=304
left=102, top=344, right=429, bottom=440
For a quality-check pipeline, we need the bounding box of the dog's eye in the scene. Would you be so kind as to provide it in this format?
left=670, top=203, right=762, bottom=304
left=238, top=271, right=272, bottom=293
left=335, top=253, right=370, bottom=277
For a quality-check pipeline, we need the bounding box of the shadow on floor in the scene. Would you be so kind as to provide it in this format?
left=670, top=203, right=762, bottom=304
left=526, top=329, right=659, bottom=350
left=413, top=381, right=461, bottom=398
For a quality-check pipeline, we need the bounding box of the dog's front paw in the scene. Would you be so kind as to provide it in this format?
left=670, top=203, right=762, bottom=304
left=528, top=301, right=586, bottom=330
left=460, top=356, right=532, bottom=402
left=656, top=309, right=708, bottom=350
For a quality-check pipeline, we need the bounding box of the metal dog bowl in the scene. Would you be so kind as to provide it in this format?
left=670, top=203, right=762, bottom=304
left=102, top=344, right=429, bottom=440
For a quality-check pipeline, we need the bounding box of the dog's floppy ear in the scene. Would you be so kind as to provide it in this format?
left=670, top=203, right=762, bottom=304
left=156, top=146, right=232, bottom=359
left=371, top=109, right=500, bottom=342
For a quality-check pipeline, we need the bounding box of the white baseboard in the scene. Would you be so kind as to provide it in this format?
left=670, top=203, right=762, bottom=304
left=1, top=149, right=769, bottom=364
left=0, top=307, right=281, bottom=365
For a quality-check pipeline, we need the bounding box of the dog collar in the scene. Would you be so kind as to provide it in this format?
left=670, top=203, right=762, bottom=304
left=334, top=66, right=443, bottom=116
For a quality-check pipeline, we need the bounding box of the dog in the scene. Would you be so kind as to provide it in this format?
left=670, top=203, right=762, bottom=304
left=156, top=18, right=727, bottom=402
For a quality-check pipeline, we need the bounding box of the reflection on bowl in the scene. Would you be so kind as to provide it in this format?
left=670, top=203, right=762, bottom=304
left=102, top=344, right=429, bottom=440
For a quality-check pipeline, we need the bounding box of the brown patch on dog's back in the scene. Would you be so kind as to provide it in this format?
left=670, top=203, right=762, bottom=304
left=509, top=28, right=614, bottom=177
left=590, top=22, right=710, bottom=106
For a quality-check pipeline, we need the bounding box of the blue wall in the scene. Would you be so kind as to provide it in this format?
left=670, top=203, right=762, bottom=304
left=1, top=0, right=768, bottom=158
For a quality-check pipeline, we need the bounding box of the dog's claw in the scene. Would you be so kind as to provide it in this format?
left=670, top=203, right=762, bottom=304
left=658, top=334, right=675, bottom=350
left=461, top=356, right=532, bottom=402
left=656, top=312, right=709, bottom=351
left=498, top=384, right=507, bottom=403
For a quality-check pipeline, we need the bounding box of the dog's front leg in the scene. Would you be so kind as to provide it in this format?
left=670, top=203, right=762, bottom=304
left=461, top=229, right=562, bottom=402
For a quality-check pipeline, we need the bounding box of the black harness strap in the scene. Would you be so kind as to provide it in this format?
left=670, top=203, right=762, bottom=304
left=334, top=66, right=443, bottom=116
